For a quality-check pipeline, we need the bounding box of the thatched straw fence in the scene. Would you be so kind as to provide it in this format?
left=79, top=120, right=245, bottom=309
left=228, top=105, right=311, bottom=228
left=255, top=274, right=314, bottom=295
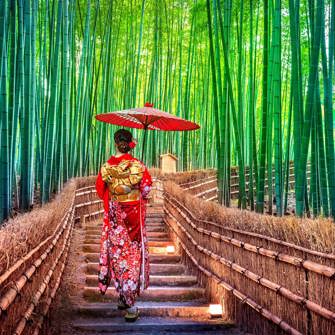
left=0, top=177, right=96, bottom=335
left=178, top=162, right=310, bottom=203
left=163, top=180, right=335, bottom=335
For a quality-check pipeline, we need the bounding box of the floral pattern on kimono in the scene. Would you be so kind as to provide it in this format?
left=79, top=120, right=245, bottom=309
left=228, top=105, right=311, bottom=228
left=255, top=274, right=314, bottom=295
left=95, top=153, right=152, bottom=307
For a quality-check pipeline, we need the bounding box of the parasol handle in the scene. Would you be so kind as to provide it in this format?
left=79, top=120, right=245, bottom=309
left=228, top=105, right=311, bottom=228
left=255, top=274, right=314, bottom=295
left=141, top=125, right=148, bottom=162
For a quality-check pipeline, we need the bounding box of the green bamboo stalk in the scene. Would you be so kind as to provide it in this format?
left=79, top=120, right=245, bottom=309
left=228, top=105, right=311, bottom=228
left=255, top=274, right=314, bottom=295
left=295, top=0, right=323, bottom=216
left=132, top=0, right=145, bottom=107
left=247, top=0, right=256, bottom=210
left=20, top=0, right=33, bottom=209
left=284, top=82, right=293, bottom=214
left=315, top=81, right=328, bottom=216
left=206, top=0, right=221, bottom=193
left=70, top=0, right=90, bottom=177
left=256, top=0, right=269, bottom=213
left=182, top=14, right=194, bottom=171
left=0, top=0, right=9, bottom=221
left=273, top=0, right=283, bottom=215
left=309, top=91, right=318, bottom=216
left=321, top=0, right=335, bottom=217
left=42, top=0, right=63, bottom=202
left=8, top=0, right=17, bottom=216
left=288, top=0, right=304, bottom=207
left=61, top=0, right=70, bottom=183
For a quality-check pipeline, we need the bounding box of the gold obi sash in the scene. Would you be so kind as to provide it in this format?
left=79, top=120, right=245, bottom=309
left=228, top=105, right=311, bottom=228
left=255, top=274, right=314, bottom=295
left=100, top=160, right=144, bottom=203
left=110, top=189, right=140, bottom=202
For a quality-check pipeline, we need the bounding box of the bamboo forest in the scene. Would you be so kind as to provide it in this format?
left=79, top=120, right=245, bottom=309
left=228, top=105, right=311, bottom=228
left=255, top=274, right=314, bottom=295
left=0, top=0, right=335, bottom=221
left=3, top=1, right=335, bottom=334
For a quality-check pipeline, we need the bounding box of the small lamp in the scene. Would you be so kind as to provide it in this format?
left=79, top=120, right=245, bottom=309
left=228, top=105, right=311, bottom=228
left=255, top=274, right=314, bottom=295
left=209, top=304, right=223, bottom=318
left=166, top=245, right=175, bottom=253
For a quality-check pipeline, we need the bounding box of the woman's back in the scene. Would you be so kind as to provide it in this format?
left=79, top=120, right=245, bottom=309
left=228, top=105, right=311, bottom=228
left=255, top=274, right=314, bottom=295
left=95, top=129, right=152, bottom=322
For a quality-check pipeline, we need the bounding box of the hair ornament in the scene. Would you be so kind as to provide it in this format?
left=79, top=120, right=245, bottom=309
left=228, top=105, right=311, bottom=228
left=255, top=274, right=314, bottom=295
left=129, top=141, right=136, bottom=149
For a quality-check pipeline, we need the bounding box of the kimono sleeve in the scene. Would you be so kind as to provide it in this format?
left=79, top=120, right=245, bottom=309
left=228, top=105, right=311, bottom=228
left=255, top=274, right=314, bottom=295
left=140, top=166, right=152, bottom=199
left=96, top=170, right=107, bottom=200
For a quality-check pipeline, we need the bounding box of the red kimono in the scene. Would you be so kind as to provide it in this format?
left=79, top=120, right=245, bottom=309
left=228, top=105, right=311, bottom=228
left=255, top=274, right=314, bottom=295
left=95, top=153, right=152, bottom=306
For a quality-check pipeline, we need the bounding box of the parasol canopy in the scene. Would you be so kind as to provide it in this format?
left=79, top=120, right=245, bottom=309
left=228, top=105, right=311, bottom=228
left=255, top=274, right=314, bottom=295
left=95, top=102, right=200, bottom=131
left=95, top=102, right=200, bottom=160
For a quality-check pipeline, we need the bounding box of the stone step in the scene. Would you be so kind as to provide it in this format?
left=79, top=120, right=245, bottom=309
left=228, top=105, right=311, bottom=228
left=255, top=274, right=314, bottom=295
left=79, top=331, right=240, bottom=335
left=84, top=232, right=166, bottom=241
left=72, top=316, right=234, bottom=333
left=85, top=222, right=165, bottom=234
left=150, top=241, right=173, bottom=247
left=84, top=221, right=166, bottom=228
left=151, top=236, right=171, bottom=243
left=83, top=207, right=164, bottom=216
left=86, top=274, right=198, bottom=287
left=147, top=203, right=164, bottom=207
left=146, top=205, right=164, bottom=210
left=84, top=228, right=102, bottom=235
left=146, top=210, right=165, bottom=215
left=84, top=232, right=169, bottom=243
left=85, top=217, right=164, bottom=228
left=145, top=220, right=166, bottom=227
left=83, top=245, right=171, bottom=255
left=84, top=238, right=105, bottom=244
left=82, top=244, right=101, bottom=253
left=146, top=226, right=166, bottom=232
left=83, top=241, right=172, bottom=253
left=84, top=237, right=170, bottom=245
left=84, top=252, right=181, bottom=263
left=149, top=246, right=171, bottom=254
left=86, top=231, right=169, bottom=238
left=84, top=232, right=103, bottom=239
left=83, top=286, right=205, bottom=302
left=85, top=231, right=169, bottom=237
left=146, top=217, right=165, bottom=222
left=75, top=301, right=209, bottom=318
left=85, top=263, right=186, bottom=276
left=148, top=231, right=169, bottom=238
left=85, top=226, right=102, bottom=232
left=148, top=254, right=181, bottom=263
left=147, top=219, right=166, bottom=224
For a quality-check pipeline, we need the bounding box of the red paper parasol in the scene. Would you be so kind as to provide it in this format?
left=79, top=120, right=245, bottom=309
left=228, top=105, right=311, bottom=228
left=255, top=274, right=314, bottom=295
left=95, top=102, right=200, bottom=131
left=95, top=102, right=200, bottom=159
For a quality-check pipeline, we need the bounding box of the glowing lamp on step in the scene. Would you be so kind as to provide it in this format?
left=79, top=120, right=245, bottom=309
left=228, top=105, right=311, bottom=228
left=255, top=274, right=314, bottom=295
left=166, top=245, right=175, bottom=254
left=209, top=304, right=223, bottom=318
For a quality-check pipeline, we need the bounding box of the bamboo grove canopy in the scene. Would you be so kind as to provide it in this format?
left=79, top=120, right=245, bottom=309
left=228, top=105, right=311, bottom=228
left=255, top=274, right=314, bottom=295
left=0, top=0, right=334, bottom=222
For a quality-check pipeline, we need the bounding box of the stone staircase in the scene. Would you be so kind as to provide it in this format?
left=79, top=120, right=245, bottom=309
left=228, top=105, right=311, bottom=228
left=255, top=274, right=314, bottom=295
left=70, top=203, right=242, bottom=334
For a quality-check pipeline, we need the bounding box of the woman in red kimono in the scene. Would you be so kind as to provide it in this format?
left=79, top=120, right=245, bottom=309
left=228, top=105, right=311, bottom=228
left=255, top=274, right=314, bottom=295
left=95, top=129, right=152, bottom=322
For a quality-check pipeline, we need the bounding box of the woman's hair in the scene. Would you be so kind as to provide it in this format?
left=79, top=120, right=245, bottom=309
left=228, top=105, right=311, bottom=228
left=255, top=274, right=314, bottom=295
left=114, top=129, right=133, bottom=153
